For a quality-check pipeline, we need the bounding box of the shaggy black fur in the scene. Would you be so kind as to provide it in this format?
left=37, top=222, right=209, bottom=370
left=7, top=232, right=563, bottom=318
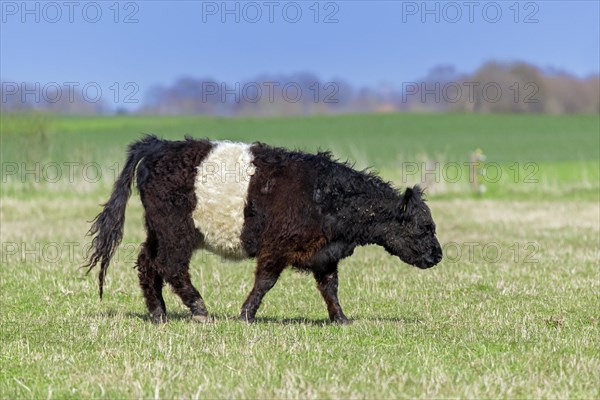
left=239, top=143, right=442, bottom=322
left=85, top=136, right=442, bottom=324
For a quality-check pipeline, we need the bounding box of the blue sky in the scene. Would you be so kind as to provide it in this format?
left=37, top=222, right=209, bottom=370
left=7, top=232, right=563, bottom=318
left=1, top=0, right=599, bottom=103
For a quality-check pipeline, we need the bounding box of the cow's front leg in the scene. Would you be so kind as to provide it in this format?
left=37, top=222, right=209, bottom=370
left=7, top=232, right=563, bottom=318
left=314, top=265, right=349, bottom=324
left=240, top=257, right=285, bottom=322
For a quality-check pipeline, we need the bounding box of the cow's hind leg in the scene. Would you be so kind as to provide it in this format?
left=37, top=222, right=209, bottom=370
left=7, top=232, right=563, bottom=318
left=156, top=218, right=210, bottom=322
left=314, top=264, right=349, bottom=324
left=164, top=269, right=209, bottom=323
left=137, top=241, right=167, bottom=324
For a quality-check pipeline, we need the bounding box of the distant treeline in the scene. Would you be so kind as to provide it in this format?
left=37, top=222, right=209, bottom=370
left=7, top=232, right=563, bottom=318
left=2, top=61, right=598, bottom=115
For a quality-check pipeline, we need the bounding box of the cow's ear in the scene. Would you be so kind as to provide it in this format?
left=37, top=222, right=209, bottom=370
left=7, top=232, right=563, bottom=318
left=398, top=187, right=414, bottom=219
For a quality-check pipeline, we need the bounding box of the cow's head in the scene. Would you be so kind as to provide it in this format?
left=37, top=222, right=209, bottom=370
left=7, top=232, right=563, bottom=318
left=382, top=186, right=442, bottom=269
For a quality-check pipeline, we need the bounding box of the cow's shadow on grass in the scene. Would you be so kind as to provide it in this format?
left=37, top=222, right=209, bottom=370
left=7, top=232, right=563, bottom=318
left=97, top=310, right=190, bottom=323
left=124, top=312, right=331, bottom=325
left=251, top=316, right=332, bottom=326
left=99, top=310, right=424, bottom=325
left=251, top=316, right=424, bottom=325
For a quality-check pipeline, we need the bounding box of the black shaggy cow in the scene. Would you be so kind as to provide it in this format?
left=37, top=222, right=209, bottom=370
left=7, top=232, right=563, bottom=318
left=85, top=135, right=442, bottom=324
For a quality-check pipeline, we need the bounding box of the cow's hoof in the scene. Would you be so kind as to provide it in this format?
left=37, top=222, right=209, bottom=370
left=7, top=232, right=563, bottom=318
left=192, top=314, right=211, bottom=323
left=238, top=314, right=255, bottom=323
left=332, top=316, right=351, bottom=325
left=151, top=313, right=167, bottom=324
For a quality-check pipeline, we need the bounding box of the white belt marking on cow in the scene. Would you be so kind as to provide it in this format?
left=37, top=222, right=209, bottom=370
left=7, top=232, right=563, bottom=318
left=192, top=141, right=255, bottom=259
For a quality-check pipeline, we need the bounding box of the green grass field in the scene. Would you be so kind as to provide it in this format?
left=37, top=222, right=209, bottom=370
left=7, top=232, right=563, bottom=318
left=1, top=113, right=599, bottom=398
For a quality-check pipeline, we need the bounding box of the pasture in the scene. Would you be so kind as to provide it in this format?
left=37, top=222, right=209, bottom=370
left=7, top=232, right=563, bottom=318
left=1, top=113, right=599, bottom=398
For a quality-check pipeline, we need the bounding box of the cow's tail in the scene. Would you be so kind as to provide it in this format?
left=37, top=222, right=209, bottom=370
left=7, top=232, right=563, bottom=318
left=83, top=134, right=163, bottom=299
